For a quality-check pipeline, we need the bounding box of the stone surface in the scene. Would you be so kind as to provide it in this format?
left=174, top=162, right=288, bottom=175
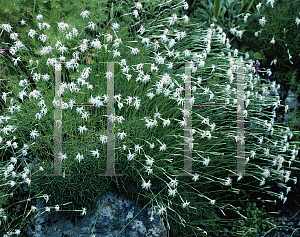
left=284, top=89, right=300, bottom=126
left=26, top=190, right=167, bottom=237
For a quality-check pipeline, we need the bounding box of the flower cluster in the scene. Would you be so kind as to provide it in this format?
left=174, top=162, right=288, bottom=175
left=0, top=1, right=299, bottom=236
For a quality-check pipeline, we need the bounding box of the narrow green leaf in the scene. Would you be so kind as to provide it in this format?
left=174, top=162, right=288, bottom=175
left=214, top=0, right=224, bottom=19
left=241, top=0, right=255, bottom=14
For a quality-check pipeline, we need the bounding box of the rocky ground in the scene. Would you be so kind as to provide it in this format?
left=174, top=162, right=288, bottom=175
left=263, top=203, right=300, bottom=237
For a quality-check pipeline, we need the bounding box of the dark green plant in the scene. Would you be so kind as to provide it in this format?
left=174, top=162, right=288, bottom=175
left=189, top=0, right=259, bottom=56
left=0, top=1, right=300, bottom=237
left=244, top=0, right=300, bottom=81
left=232, top=202, right=275, bottom=236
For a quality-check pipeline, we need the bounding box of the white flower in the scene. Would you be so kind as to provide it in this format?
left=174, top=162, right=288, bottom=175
left=36, top=14, right=43, bottom=20
left=58, top=45, right=68, bottom=54
left=283, top=196, right=287, bottom=204
left=293, top=177, right=297, bottom=185
left=256, top=2, right=262, bottom=11
left=144, top=156, right=154, bottom=167
left=99, top=134, right=107, bottom=144
left=10, top=157, right=17, bottom=164
left=159, top=144, right=167, bottom=151
left=183, top=1, right=189, bottom=10
left=258, top=136, right=263, bottom=145
left=259, top=17, right=267, bottom=27
left=279, top=191, right=284, bottom=201
left=162, top=118, right=171, bottom=127
left=127, top=152, right=135, bottom=161
left=90, top=149, right=99, bottom=158
left=133, top=10, right=139, bottom=18
left=118, top=131, right=126, bottom=140
left=210, top=199, right=216, bottom=205
left=54, top=204, right=59, bottom=212
left=296, top=17, right=300, bottom=26
left=131, top=47, right=140, bottom=55
left=259, top=177, right=265, bottom=186
left=105, top=71, right=114, bottom=80
left=284, top=171, right=291, bottom=183
left=250, top=150, right=256, bottom=159
left=40, top=46, right=53, bottom=56
left=72, top=28, right=78, bottom=36
left=236, top=30, right=244, bottom=39
left=243, top=13, right=251, bottom=23
left=39, top=34, right=47, bottom=43
left=28, top=29, right=36, bottom=38
left=237, top=173, right=243, bottom=181
left=141, top=180, right=151, bottom=190
left=168, top=188, right=177, bottom=197
left=20, top=19, right=26, bottom=25
left=145, top=166, right=153, bottom=175
left=30, top=206, right=37, bottom=214
left=192, top=173, right=199, bottom=181
left=182, top=200, right=190, bottom=208
left=41, top=22, right=51, bottom=30
left=10, top=32, right=19, bottom=41
left=158, top=206, right=166, bottom=215
left=267, top=0, right=275, bottom=8
left=135, top=144, right=143, bottom=154
left=202, top=157, right=210, bottom=166
left=2, top=23, right=13, bottom=32
left=224, top=177, right=232, bottom=186
left=183, top=14, right=189, bottom=23
left=285, top=105, right=289, bottom=114
left=75, top=153, right=84, bottom=163
left=110, top=24, right=120, bottom=33
left=81, top=111, right=89, bottom=120
left=41, top=74, right=50, bottom=82
left=57, top=22, right=69, bottom=31
left=270, top=36, right=275, bottom=44
left=262, top=168, right=270, bottom=178
left=78, top=125, right=88, bottom=133
left=112, top=50, right=121, bottom=58
left=169, top=178, right=178, bottom=188
left=230, top=27, right=237, bottom=35
left=33, top=73, right=41, bottom=82
left=80, top=10, right=90, bottom=19
left=81, top=207, right=87, bottom=216
left=88, top=22, right=96, bottom=30
left=11, top=57, right=21, bottom=66
left=30, top=129, right=39, bottom=139
left=9, top=180, right=16, bottom=187
left=135, top=2, right=143, bottom=10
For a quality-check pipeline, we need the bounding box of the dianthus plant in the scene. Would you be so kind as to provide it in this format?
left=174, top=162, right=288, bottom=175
left=0, top=0, right=299, bottom=236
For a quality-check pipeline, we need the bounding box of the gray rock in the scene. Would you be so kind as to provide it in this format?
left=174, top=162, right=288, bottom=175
left=285, top=89, right=300, bottom=110
left=284, top=88, right=300, bottom=126
left=26, top=190, right=167, bottom=237
left=278, top=217, right=287, bottom=222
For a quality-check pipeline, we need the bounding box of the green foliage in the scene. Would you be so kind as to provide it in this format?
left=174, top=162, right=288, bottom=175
left=0, top=0, right=299, bottom=237
left=214, top=0, right=224, bottom=19
left=241, top=0, right=256, bottom=15
left=190, top=0, right=258, bottom=60
left=245, top=0, right=300, bottom=82
left=232, top=202, right=275, bottom=236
